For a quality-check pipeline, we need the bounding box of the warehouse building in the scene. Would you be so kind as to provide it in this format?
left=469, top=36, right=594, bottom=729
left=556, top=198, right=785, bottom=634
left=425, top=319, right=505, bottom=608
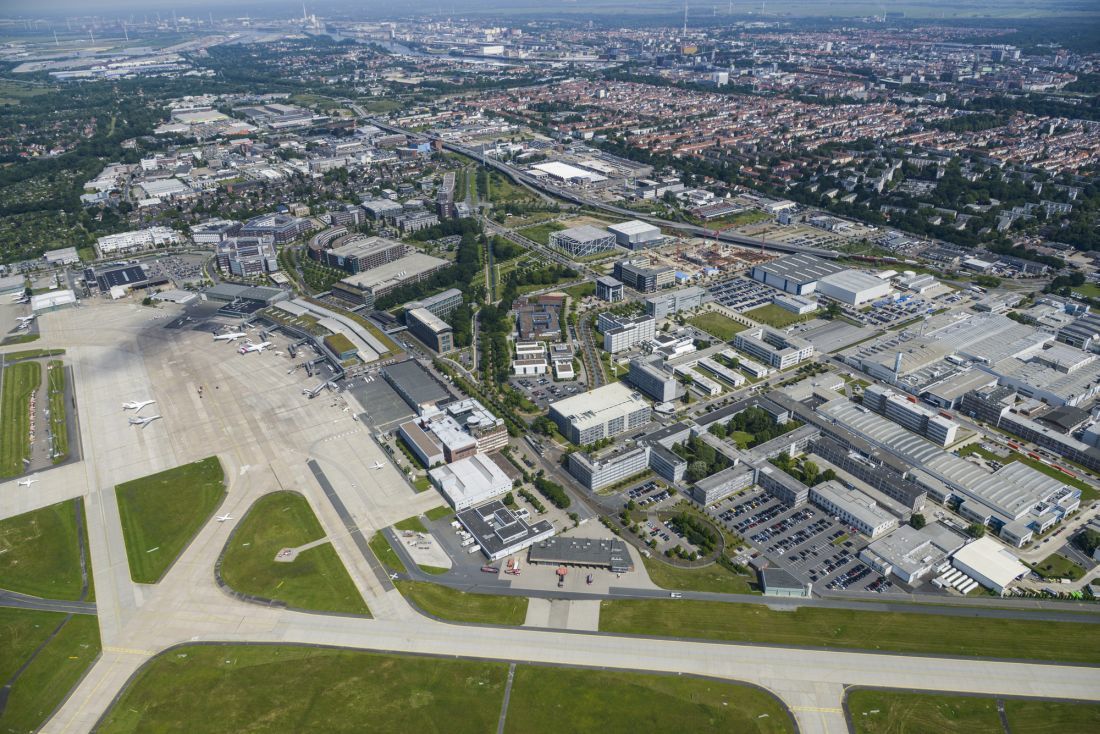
left=749, top=254, right=845, bottom=295
left=528, top=537, right=632, bottom=572
left=430, top=453, right=513, bottom=510
left=608, top=220, right=663, bottom=249
left=614, top=258, right=675, bottom=293
left=809, top=480, right=898, bottom=538
left=733, top=328, right=814, bottom=369
left=457, top=500, right=555, bottom=562
left=549, top=225, right=616, bottom=257
left=330, top=253, right=449, bottom=308
left=950, top=536, right=1028, bottom=595
left=41, top=247, right=80, bottom=266
left=645, top=286, right=706, bottom=318
left=405, top=307, right=454, bottom=353
left=382, top=359, right=451, bottom=413
left=859, top=523, right=967, bottom=585
left=549, top=383, right=652, bottom=445
left=815, top=269, right=893, bottom=305
left=598, top=313, right=657, bottom=354
left=31, top=289, right=78, bottom=313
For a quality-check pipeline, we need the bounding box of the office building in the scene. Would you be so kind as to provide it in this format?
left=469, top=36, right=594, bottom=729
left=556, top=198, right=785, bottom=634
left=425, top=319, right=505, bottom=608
left=809, top=480, right=898, bottom=538
left=190, top=219, right=241, bottom=245
left=596, top=276, right=625, bottom=303
left=863, top=385, right=960, bottom=447
left=628, top=355, right=679, bottom=402
left=457, top=500, right=555, bottom=562
left=691, top=463, right=755, bottom=505
left=430, top=454, right=513, bottom=510
left=733, top=328, right=814, bottom=369
left=549, top=383, right=651, bottom=445
left=362, top=198, right=404, bottom=220
left=645, top=286, right=706, bottom=318
left=240, top=213, right=314, bottom=244
left=215, top=237, right=278, bottom=276
left=95, top=226, right=182, bottom=257
left=331, top=253, right=449, bottom=308
left=608, top=220, right=662, bottom=249
left=749, top=253, right=845, bottom=295
left=405, top=307, right=454, bottom=353
left=549, top=225, right=616, bottom=257
left=400, top=397, right=505, bottom=466
left=568, top=446, right=651, bottom=492
left=405, top=288, right=463, bottom=320
left=614, top=258, right=675, bottom=293
left=598, top=313, right=656, bottom=353
left=321, top=236, right=410, bottom=274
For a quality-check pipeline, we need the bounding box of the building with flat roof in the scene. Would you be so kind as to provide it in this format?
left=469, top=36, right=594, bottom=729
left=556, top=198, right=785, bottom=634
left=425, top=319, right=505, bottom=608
left=0, top=274, right=24, bottom=297
left=382, top=360, right=451, bottom=413
left=598, top=312, right=656, bottom=354
left=645, top=286, right=706, bottom=319
left=405, top=288, right=463, bottom=320
left=859, top=523, right=967, bottom=585
left=691, top=463, right=755, bottom=505
left=430, top=453, right=513, bottom=510
left=321, top=236, right=410, bottom=274
left=567, top=445, right=650, bottom=492
left=331, top=253, right=449, bottom=308
left=42, top=247, right=80, bottom=266
left=608, top=220, right=662, bottom=249
left=749, top=254, right=845, bottom=295
left=240, top=213, right=314, bottom=244
left=527, top=537, right=632, bottom=572
left=614, top=258, right=675, bottom=293
left=405, top=307, right=453, bottom=353
left=809, top=480, right=898, bottom=538
left=628, top=355, right=679, bottom=402
left=760, top=567, right=810, bottom=597
left=862, top=384, right=960, bottom=447
left=95, top=226, right=182, bottom=257
left=596, top=276, right=625, bottom=303
left=950, top=536, right=1028, bottom=595
left=549, top=383, right=651, bottom=445
left=815, top=269, right=893, bottom=305
left=215, top=237, right=278, bottom=277
left=457, top=500, right=555, bottom=562
left=734, top=328, right=814, bottom=369
left=549, top=225, right=616, bottom=257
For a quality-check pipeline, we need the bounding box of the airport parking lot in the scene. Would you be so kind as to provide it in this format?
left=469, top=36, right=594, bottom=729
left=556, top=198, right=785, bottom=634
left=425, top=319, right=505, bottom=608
left=712, top=488, right=889, bottom=593
left=512, top=375, right=582, bottom=409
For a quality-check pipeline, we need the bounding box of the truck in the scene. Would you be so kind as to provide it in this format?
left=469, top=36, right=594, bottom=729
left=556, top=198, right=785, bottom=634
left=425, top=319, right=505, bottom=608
left=460, top=537, right=475, bottom=547
left=481, top=566, right=499, bottom=574
left=467, top=544, right=482, bottom=554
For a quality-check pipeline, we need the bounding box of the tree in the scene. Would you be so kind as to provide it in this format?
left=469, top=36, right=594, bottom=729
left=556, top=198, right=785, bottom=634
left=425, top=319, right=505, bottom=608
left=910, top=513, right=927, bottom=530
left=801, top=460, right=820, bottom=487
left=503, top=492, right=515, bottom=507
left=967, top=522, right=986, bottom=539
left=824, top=301, right=842, bottom=319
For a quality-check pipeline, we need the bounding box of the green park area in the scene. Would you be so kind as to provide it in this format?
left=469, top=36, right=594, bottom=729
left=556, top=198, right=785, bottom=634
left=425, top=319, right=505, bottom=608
left=395, top=580, right=528, bottom=625
left=0, top=360, right=41, bottom=477
left=220, top=491, right=369, bottom=615
left=744, top=303, right=817, bottom=329
left=47, top=360, right=68, bottom=462
left=847, top=690, right=1100, bottom=734
left=1030, top=552, right=1086, bottom=581
left=0, top=608, right=101, bottom=734
left=116, top=456, right=226, bottom=583
left=94, top=644, right=793, bottom=734
left=599, top=599, right=1100, bottom=664
left=640, top=554, right=756, bottom=594
left=688, top=311, right=748, bottom=341
left=0, top=498, right=89, bottom=601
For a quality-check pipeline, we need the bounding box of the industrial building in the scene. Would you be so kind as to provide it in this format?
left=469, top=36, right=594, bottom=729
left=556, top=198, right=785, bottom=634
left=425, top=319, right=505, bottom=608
left=382, top=360, right=451, bottom=413
left=749, top=254, right=845, bottom=295
left=0, top=274, right=24, bottom=297
left=457, top=500, right=555, bottom=562
left=405, top=307, right=454, bottom=353
left=614, top=258, right=675, bottom=293
left=330, top=253, right=449, bottom=308
left=773, top=294, right=818, bottom=315
left=530, top=161, right=608, bottom=187
left=527, top=537, right=632, bottom=573
left=429, top=453, right=513, bottom=510
left=628, top=355, right=680, bottom=402
left=41, top=247, right=80, bottom=266
left=950, top=536, right=1028, bottom=595
left=399, top=398, right=505, bottom=467
left=815, top=269, right=893, bottom=305
left=30, top=289, right=78, bottom=312
left=568, top=445, right=651, bottom=492
left=549, top=383, right=652, bottom=445
left=859, top=523, right=967, bottom=585
left=645, top=287, right=706, bottom=318
left=1056, top=312, right=1100, bottom=351
left=598, top=313, right=656, bottom=354
left=809, top=480, right=898, bottom=538
left=862, top=384, right=961, bottom=447
left=607, top=220, right=663, bottom=249
left=733, top=328, right=814, bottom=369
left=549, top=225, right=617, bottom=257
left=596, top=276, right=625, bottom=303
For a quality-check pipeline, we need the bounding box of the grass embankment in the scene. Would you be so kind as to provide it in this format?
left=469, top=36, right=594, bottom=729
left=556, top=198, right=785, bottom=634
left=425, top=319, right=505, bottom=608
left=847, top=690, right=1100, bottom=734
left=368, top=531, right=407, bottom=574
left=1, top=333, right=39, bottom=346
left=96, top=646, right=508, bottom=734
left=1, top=348, right=64, bottom=361
left=0, top=498, right=88, bottom=600
left=0, top=608, right=101, bottom=734
left=95, top=644, right=793, bottom=734
left=395, top=580, right=527, bottom=625
left=46, top=359, right=68, bottom=462
left=220, top=491, right=369, bottom=615
left=688, top=311, right=749, bottom=341
left=0, top=360, right=40, bottom=477
left=744, top=304, right=817, bottom=329
left=641, top=554, right=756, bottom=595
left=116, top=456, right=226, bottom=583
left=599, top=600, right=1100, bottom=664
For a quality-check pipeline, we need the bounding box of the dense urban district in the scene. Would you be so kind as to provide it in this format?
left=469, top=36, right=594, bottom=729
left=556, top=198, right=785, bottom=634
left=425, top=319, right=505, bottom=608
left=2, top=5, right=1100, bottom=734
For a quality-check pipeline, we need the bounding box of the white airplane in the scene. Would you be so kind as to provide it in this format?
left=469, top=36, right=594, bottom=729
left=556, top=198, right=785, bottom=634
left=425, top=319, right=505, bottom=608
left=129, top=414, right=161, bottom=427
left=215, top=513, right=234, bottom=522
left=122, top=400, right=156, bottom=412
left=16, top=315, right=36, bottom=328
left=10, top=294, right=29, bottom=304
left=371, top=461, right=384, bottom=470
left=213, top=332, right=247, bottom=342
left=16, top=477, right=38, bottom=487
left=238, top=341, right=273, bottom=354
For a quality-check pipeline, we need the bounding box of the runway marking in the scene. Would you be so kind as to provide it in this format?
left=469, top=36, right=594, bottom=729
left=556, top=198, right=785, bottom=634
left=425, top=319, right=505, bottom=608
left=103, top=645, right=154, bottom=656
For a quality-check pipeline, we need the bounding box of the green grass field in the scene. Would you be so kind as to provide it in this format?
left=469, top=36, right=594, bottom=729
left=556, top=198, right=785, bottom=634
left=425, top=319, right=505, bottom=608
left=424, top=505, right=454, bottom=521
left=96, top=646, right=508, bottom=734
left=368, top=531, right=407, bottom=574
left=393, top=515, right=428, bottom=533
left=395, top=581, right=528, bottom=625
left=0, top=360, right=41, bottom=477
left=744, top=304, right=817, bottom=329
left=599, top=599, right=1100, bottom=663
left=564, top=281, right=596, bottom=300
left=0, top=608, right=101, bottom=734
left=505, top=666, right=792, bottom=734
left=46, top=360, right=68, bottom=462
left=220, top=491, right=369, bottom=615
left=0, top=498, right=87, bottom=600
left=116, top=457, right=226, bottom=584
left=1031, top=552, right=1086, bottom=580
left=848, top=690, right=1100, bottom=734
left=0, top=333, right=39, bottom=346
left=640, top=554, right=756, bottom=595
left=688, top=311, right=749, bottom=341
left=519, top=221, right=565, bottom=245
left=1, top=348, right=65, bottom=361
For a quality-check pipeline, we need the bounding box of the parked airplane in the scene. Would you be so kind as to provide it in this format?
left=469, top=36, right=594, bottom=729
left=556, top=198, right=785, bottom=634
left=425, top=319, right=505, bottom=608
left=371, top=461, right=384, bottom=470
left=16, top=315, right=36, bottom=328
left=122, top=400, right=156, bottom=412
left=238, top=341, right=273, bottom=354
left=10, top=294, right=29, bottom=304
left=129, top=415, right=161, bottom=427
left=16, top=477, right=38, bottom=487
left=213, top=332, right=247, bottom=342
left=215, top=513, right=234, bottom=522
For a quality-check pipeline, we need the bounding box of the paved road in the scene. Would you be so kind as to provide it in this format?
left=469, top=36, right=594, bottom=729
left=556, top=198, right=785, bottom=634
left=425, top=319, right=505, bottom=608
left=0, top=590, right=96, bottom=615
